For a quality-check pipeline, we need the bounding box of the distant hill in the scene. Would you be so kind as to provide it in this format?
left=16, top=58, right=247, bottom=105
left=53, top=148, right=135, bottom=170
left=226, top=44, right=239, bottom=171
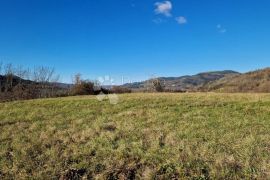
left=0, top=74, right=72, bottom=102
left=123, top=70, right=240, bottom=92
left=201, top=68, right=270, bottom=93
left=0, top=75, right=34, bottom=92
left=0, top=75, right=72, bottom=91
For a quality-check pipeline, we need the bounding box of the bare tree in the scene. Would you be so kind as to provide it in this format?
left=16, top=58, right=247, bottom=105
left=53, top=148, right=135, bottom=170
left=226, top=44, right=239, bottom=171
left=5, top=63, right=13, bottom=75
left=15, top=65, right=28, bottom=84
left=4, top=63, right=14, bottom=92
left=50, top=73, right=61, bottom=97
left=0, top=61, right=3, bottom=75
left=31, top=66, right=60, bottom=98
left=24, top=68, right=31, bottom=80
left=73, top=73, right=82, bottom=85
left=0, top=63, right=64, bottom=102
left=32, top=66, right=60, bottom=83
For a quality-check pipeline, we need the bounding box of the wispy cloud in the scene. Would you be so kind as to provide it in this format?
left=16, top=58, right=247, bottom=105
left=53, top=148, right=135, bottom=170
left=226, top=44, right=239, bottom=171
left=176, top=16, right=187, bottom=25
left=217, top=24, right=227, bottom=33
left=154, top=1, right=172, bottom=17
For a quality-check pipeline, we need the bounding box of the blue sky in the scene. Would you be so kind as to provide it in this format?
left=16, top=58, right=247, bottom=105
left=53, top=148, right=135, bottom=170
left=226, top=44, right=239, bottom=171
left=0, top=0, right=270, bottom=84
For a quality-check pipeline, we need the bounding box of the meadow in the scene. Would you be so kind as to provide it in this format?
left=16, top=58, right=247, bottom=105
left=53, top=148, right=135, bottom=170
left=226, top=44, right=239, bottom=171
left=0, top=93, right=270, bottom=179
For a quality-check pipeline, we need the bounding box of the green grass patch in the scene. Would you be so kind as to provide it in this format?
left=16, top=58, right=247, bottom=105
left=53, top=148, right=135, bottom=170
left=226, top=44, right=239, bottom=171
left=0, top=93, right=270, bottom=179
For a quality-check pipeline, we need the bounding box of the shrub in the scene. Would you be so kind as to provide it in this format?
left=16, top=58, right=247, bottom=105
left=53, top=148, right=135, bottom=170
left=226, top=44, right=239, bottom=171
left=71, top=80, right=95, bottom=95
left=152, top=79, right=164, bottom=92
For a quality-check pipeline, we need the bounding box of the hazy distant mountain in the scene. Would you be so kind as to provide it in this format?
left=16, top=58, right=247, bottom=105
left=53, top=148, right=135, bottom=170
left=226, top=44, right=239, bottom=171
left=52, top=82, right=73, bottom=89
left=0, top=75, right=72, bottom=91
left=3, top=68, right=270, bottom=93
left=123, top=70, right=240, bottom=92
left=201, top=68, right=270, bottom=92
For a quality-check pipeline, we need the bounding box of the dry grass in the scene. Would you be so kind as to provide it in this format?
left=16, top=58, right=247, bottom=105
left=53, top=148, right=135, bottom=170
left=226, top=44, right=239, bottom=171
left=0, top=93, right=270, bottom=179
left=203, top=68, right=270, bottom=93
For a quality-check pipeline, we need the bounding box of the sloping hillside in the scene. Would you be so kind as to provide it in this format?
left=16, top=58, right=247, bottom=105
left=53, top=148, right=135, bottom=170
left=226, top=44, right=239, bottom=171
left=202, top=68, right=270, bottom=92
left=123, top=70, right=239, bottom=91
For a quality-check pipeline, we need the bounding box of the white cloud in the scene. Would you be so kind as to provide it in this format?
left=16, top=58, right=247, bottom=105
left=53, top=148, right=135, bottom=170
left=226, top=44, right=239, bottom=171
left=217, top=24, right=227, bottom=33
left=154, top=1, right=172, bottom=17
left=176, top=16, right=187, bottom=24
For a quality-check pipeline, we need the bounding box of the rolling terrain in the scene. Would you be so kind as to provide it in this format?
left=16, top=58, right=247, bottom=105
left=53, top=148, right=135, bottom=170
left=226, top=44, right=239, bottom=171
left=124, top=68, right=270, bottom=93
left=0, top=93, right=270, bottom=179
left=123, top=71, right=240, bottom=92
left=201, top=68, right=270, bottom=92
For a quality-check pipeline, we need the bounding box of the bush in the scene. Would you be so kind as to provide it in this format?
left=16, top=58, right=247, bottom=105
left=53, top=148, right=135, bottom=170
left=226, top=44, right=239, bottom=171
left=71, top=80, right=95, bottom=95
left=12, top=84, right=34, bottom=100
left=152, top=79, right=164, bottom=92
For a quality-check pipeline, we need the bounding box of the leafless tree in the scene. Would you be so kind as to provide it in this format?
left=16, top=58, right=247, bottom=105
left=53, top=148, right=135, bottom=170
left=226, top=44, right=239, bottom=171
left=0, top=61, right=3, bottom=75
left=15, top=65, right=28, bottom=84
left=49, top=74, right=61, bottom=97
left=73, top=73, right=82, bottom=85
left=4, top=63, right=14, bottom=92
left=0, top=63, right=64, bottom=102
left=32, top=66, right=60, bottom=83
left=24, top=68, right=31, bottom=80
left=5, top=63, right=13, bottom=75
left=31, top=66, right=60, bottom=98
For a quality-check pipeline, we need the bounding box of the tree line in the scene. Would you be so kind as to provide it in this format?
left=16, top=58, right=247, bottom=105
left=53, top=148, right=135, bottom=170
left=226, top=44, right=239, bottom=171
left=0, top=62, right=68, bottom=102
left=0, top=62, right=132, bottom=102
left=0, top=62, right=172, bottom=102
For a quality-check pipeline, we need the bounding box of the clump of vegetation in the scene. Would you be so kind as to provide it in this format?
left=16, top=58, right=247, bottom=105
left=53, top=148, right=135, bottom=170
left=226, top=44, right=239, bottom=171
left=0, top=93, right=269, bottom=179
left=144, top=78, right=165, bottom=92
left=71, top=74, right=95, bottom=96
left=152, top=78, right=164, bottom=92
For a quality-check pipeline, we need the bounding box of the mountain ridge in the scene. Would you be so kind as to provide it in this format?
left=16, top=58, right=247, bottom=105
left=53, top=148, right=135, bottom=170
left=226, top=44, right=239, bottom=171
left=123, top=70, right=240, bottom=92
left=201, top=68, right=270, bottom=92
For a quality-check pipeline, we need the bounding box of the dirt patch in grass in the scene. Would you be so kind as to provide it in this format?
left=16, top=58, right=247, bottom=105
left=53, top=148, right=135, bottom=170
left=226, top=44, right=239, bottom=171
left=102, top=123, right=117, bottom=132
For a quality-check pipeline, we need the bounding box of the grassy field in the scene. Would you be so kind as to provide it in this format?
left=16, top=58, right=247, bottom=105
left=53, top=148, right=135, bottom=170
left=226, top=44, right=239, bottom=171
left=0, top=93, right=270, bottom=179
